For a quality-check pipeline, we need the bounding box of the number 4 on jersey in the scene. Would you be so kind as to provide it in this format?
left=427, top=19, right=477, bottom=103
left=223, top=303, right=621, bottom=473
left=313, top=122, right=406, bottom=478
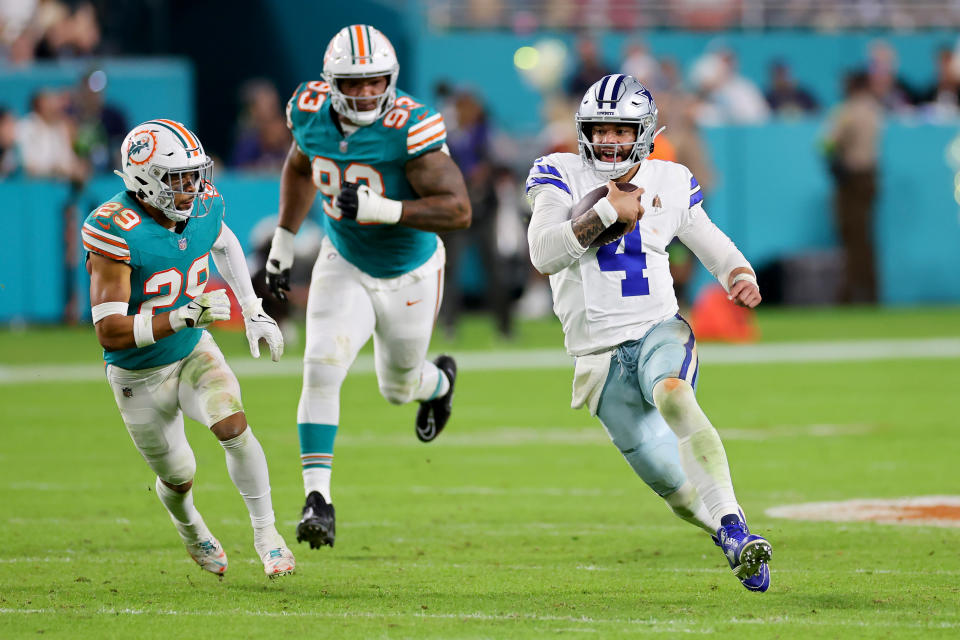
left=596, top=229, right=650, bottom=297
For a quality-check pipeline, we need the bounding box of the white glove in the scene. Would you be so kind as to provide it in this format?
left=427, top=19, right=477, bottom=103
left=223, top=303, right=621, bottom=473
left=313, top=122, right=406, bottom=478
left=241, top=297, right=284, bottom=362
left=169, top=289, right=231, bottom=331
left=266, top=227, right=295, bottom=301
left=336, top=182, right=403, bottom=224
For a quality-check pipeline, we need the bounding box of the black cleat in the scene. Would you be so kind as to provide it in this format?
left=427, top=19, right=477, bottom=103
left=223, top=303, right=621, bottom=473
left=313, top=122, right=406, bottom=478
left=296, top=491, right=335, bottom=549
left=416, top=354, right=457, bottom=443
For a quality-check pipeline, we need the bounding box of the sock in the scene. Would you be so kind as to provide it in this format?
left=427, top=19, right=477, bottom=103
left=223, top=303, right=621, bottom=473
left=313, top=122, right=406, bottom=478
left=663, top=480, right=720, bottom=534
left=155, top=476, right=208, bottom=542
left=253, top=524, right=286, bottom=556
left=219, top=427, right=275, bottom=529
left=413, top=360, right=449, bottom=402
left=298, top=422, right=336, bottom=502
left=297, top=362, right=346, bottom=502
left=653, top=379, right=740, bottom=523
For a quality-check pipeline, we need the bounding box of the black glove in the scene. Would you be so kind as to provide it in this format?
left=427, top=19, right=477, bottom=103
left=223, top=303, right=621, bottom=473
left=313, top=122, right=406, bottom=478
left=265, top=261, right=290, bottom=302
left=336, top=181, right=360, bottom=220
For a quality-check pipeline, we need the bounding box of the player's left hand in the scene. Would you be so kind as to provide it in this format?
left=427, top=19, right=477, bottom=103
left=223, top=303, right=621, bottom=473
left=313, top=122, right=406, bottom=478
left=241, top=298, right=284, bottom=361
left=336, top=182, right=403, bottom=224
left=728, top=280, right=762, bottom=308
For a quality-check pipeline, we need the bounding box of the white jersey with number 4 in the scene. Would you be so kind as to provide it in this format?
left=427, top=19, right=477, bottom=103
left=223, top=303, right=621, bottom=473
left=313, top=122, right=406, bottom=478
left=525, top=152, right=750, bottom=357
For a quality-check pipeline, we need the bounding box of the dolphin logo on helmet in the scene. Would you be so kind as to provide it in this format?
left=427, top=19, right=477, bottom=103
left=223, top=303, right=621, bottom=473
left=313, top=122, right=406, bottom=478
left=114, top=119, right=216, bottom=223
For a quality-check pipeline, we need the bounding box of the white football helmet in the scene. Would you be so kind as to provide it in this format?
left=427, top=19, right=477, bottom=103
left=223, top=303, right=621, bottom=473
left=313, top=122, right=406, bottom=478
left=576, top=74, right=663, bottom=179
left=114, top=120, right=214, bottom=222
left=322, top=24, right=399, bottom=126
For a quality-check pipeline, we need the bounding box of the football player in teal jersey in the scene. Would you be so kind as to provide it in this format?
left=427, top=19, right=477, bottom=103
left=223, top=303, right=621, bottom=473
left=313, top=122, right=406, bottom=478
left=264, top=24, right=471, bottom=550
left=83, top=120, right=295, bottom=578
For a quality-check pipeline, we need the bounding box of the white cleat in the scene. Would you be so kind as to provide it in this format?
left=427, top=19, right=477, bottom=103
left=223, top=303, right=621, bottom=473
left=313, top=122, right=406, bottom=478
left=185, top=537, right=228, bottom=576
left=255, top=528, right=296, bottom=578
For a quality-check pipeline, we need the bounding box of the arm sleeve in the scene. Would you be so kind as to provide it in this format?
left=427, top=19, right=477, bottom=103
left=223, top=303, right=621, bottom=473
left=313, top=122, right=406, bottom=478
left=211, top=222, right=258, bottom=308
left=676, top=205, right=751, bottom=292
left=527, top=187, right=588, bottom=275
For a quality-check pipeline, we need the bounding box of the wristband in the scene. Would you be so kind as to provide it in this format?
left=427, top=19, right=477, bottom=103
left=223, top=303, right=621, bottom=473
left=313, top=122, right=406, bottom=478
left=272, top=226, right=295, bottom=254
left=378, top=196, right=403, bottom=224
left=133, top=313, right=156, bottom=347
left=592, top=196, right=618, bottom=228
left=727, top=272, right=758, bottom=293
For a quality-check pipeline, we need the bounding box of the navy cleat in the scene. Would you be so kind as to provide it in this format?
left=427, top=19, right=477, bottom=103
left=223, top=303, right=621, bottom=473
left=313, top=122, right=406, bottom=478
left=296, top=491, right=335, bottom=549
left=715, top=513, right=772, bottom=592
left=415, top=355, right=456, bottom=443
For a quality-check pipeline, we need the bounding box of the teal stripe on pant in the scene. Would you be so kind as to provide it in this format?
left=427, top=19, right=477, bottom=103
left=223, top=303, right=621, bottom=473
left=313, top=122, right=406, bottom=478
left=298, top=423, right=337, bottom=465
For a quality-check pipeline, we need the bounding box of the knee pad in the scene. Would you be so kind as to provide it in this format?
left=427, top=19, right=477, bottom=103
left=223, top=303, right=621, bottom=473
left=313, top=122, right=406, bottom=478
left=157, top=448, right=196, bottom=486
left=379, top=381, right=416, bottom=405
left=302, top=361, right=348, bottom=393
left=652, top=377, right=695, bottom=423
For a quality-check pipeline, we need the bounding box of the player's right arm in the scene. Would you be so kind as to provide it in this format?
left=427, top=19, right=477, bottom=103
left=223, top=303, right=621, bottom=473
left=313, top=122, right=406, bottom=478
left=526, top=158, right=640, bottom=274
left=266, top=142, right=316, bottom=301
left=277, top=142, right=317, bottom=235
left=87, top=254, right=231, bottom=351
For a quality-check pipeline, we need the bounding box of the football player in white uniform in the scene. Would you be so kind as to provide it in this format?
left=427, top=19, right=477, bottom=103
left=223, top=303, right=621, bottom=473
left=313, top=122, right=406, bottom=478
left=84, top=120, right=294, bottom=578
left=526, top=75, right=772, bottom=591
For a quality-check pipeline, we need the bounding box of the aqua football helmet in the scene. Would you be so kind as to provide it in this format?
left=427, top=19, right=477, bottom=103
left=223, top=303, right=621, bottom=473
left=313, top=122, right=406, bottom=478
left=576, top=74, right=663, bottom=179
left=323, top=24, right=399, bottom=126
left=114, top=120, right=214, bottom=222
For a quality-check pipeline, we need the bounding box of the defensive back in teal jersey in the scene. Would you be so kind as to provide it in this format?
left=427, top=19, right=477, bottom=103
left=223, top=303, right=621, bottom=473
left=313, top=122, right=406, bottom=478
left=81, top=188, right=225, bottom=370
left=286, top=81, right=448, bottom=278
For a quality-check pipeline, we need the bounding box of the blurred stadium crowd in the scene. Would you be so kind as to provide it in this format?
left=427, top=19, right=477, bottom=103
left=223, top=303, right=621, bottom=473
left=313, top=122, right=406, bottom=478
left=428, top=0, right=960, bottom=30
left=2, top=0, right=959, bottom=330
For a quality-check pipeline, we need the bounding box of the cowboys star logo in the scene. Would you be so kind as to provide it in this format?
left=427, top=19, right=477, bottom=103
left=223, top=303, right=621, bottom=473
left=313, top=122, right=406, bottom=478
left=126, top=129, right=158, bottom=166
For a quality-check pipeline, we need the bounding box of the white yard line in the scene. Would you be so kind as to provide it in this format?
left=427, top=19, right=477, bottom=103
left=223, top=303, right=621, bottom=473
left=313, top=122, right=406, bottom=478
left=0, top=607, right=957, bottom=630
left=2, top=337, right=959, bottom=386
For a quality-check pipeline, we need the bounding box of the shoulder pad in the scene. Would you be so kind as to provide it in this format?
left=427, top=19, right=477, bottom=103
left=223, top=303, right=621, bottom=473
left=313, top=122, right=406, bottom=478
left=688, top=172, right=704, bottom=208
left=81, top=200, right=140, bottom=262
left=525, top=156, right=571, bottom=196
left=286, top=80, right=331, bottom=131
left=392, top=93, right=445, bottom=157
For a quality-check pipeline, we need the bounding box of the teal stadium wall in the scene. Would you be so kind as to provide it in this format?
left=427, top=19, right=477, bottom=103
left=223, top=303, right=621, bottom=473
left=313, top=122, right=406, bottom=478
left=1, top=120, right=957, bottom=323
left=0, top=59, right=193, bottom=123
left=2, top=29, right=960, bottom=322
left=408, top=30, right=956, bottom=134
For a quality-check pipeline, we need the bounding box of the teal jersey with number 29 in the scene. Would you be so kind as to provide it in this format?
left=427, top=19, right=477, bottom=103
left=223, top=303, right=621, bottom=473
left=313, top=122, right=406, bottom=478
left=286, top=81, right=448, bottom=278
left=81, top=188, right=225, bottom=370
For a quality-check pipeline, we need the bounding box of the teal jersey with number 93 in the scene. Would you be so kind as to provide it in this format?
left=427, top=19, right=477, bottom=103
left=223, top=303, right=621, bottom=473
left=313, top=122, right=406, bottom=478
left=81, top=189, right=225, bottom=370
left=286, top=81, right=448, bottom=278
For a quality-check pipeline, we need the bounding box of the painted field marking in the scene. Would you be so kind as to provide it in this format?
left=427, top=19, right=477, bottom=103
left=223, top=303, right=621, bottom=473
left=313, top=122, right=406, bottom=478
left=0, top=607, right=957, bottom=630
left=2, top=337, right=960, bottom=385
left=767, top=495, right=960, bottom=528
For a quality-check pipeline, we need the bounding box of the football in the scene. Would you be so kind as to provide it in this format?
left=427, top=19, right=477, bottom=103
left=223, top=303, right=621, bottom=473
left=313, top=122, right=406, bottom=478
left=569, top=182, right=641, bottom=248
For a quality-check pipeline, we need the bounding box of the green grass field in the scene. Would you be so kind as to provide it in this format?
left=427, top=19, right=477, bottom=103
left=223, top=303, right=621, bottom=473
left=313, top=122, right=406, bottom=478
left=2, top=307, right=959, bottom=638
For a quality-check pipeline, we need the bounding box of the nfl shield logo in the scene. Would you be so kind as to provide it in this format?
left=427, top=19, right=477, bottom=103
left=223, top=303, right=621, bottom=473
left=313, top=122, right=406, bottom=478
left=178, top=237, right=188, bottom=250
left=339, top=140, right=348, bottom=152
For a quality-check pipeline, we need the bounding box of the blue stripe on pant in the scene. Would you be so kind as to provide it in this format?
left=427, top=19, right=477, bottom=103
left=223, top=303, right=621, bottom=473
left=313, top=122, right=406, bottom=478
left=594, top=314, right=699, bottom=496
